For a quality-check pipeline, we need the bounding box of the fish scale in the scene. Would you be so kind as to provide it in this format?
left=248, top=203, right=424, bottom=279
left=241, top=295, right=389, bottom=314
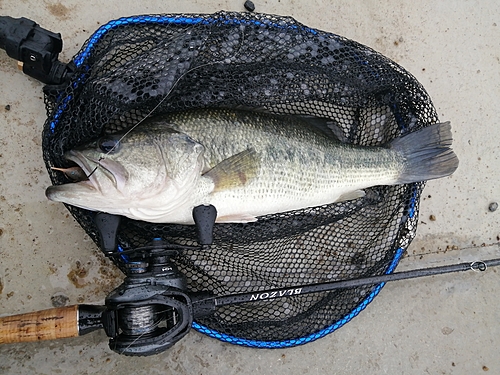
left=46, top=108, right=457, bottom=224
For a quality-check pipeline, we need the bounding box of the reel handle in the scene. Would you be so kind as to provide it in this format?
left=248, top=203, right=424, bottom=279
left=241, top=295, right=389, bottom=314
left=192, top=204, right=217, bottom=246
left=94, top=212, right=121, bottom=255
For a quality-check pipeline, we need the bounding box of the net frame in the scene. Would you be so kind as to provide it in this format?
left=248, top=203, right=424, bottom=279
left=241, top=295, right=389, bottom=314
left=42, top=11, right=434, bottom=348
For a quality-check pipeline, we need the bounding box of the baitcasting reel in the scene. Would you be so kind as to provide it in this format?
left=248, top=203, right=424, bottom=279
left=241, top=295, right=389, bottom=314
left=92, top=206, right=217, bottom=356
left=101, top=241, right=194, bottom=356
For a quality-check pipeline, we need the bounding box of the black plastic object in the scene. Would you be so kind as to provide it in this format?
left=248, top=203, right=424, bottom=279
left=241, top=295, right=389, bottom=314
left=0, top=16, right=72, bottom=84
left=78, top=305, right=107, bottom=336
left=244, top=1, right=256, bottom=12
left=94, top=212, right=121, bottom=255
left=42, top=12, right=437, bottom=347
left=90, top=216, right=205, bottom=355
left=192, top=205, right=217, bottom=246
left=103, top=291, right=192, bottom=356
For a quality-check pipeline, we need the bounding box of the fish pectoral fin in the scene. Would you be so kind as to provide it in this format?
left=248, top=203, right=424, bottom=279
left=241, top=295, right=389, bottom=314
left=203, top=148, right=259, bottom=192
left=216, top=213, right=258, bottom=223
left=335, top=189, right=366, bottom=202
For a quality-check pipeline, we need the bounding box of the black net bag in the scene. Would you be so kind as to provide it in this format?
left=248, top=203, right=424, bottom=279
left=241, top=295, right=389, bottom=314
left=42, top=11, right=435, bottom=348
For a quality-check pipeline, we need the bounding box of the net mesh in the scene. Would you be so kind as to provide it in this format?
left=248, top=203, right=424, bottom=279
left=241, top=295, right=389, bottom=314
left=42, top=11, right=434, bottom=347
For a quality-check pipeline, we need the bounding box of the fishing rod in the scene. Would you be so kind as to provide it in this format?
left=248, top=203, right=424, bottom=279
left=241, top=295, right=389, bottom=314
left=1, top=208, right=499, bottom=356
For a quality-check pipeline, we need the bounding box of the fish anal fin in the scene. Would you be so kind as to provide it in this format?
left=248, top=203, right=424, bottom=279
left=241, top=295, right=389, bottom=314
left=204, top=148, right=259, bottom=192
left=336, top=189, right=366, bottom=202
left=216, top=213, right=258, bottom=223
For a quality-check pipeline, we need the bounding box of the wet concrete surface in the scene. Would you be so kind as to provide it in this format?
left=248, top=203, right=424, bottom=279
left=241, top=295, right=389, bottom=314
left=0, top=1, right=499, bottom=374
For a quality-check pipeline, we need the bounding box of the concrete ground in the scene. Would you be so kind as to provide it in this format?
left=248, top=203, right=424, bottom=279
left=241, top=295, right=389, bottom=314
left=0, top=1, right=499, bottom=374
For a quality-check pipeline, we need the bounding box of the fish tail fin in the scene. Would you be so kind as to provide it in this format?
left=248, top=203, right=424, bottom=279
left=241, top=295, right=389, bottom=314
left=390, top=122, right=459, bottom=184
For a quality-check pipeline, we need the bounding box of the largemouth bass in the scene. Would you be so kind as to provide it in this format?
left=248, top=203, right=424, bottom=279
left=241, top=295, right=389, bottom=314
left=46, top=109, right=458, bottom=224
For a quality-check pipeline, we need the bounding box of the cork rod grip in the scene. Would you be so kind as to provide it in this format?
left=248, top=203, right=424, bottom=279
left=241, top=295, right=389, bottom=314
left=0, top=305, right=79, bottom=344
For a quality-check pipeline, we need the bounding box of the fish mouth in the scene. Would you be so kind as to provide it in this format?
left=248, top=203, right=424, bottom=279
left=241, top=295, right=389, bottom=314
left=56, top=150, right=118, bottom=194
left=46, top=150, right=123, bottom=206
left=46, top=151, right=101, bottom=205
left=64, top=150, right=128, bottom=193
left=45, top=154, right=95, bottom=204
left=61, top=150, right=103, bottom=191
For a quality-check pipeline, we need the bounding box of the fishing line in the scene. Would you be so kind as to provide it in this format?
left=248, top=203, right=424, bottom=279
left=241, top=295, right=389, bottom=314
left=117, top=306, right=179, bottom=355
left=73, top=63, right=204, bottom=181
left=88, top=24, right=248, bottom=176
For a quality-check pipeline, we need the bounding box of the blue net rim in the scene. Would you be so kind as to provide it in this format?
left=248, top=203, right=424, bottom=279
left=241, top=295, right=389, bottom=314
left=56, top=12, right=420, bottom=349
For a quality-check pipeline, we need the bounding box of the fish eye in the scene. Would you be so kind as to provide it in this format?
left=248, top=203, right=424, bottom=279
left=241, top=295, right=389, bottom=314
left=98, top=137, right=121, bottom=154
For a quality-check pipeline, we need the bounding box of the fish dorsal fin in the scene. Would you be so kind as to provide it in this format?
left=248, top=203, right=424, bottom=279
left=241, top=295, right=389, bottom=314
left=226, top=106, right=346, bottom=141
left=204, top=148, right=259, bottom=192
left=299, top=116, right=347, bottom=142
